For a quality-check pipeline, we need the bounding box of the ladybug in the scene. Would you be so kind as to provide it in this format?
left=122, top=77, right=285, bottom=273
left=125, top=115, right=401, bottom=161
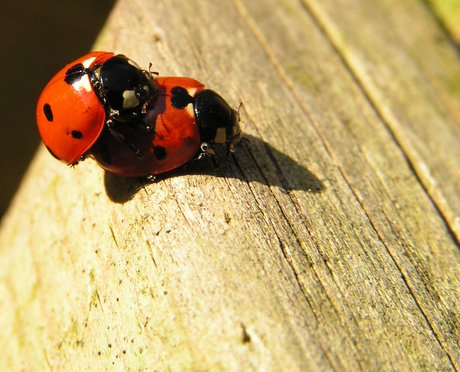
left=90, top=76, right=242, bottom=177
left=36, top=52, right=158, bottom=164
left=37, top=52, right=242, bottom=178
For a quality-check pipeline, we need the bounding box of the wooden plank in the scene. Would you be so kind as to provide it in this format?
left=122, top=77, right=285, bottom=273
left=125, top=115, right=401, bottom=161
left=427, top=0, right=460, bottom=43
left=304, top=0, right=460, bottom=242
left=0, top=0, right=460, bottom=370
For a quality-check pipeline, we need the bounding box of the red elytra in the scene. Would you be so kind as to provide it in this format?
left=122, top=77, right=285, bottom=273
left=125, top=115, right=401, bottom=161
left=90, top=77, right=206, bottom=177
left=36, top=52, right=115, bottom=164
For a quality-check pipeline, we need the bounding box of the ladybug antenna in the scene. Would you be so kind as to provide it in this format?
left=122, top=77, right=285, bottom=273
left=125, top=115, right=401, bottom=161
left=148, top=63, right=159, bottom=79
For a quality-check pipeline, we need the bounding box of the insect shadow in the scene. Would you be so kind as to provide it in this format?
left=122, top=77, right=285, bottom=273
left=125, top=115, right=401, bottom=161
left=104, top=134, right=324, bottom=203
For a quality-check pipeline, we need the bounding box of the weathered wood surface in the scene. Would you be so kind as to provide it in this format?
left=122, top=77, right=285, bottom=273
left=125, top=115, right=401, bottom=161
left=428, top=0, right=460, bottom=44
left=1, top=0, right=460, bottom=370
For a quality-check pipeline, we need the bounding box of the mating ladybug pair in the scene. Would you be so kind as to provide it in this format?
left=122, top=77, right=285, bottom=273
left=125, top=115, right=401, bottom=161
left=36, top=52, right=242, bottom=178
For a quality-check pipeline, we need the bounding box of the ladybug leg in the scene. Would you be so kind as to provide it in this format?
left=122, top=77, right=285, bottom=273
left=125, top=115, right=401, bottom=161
left=200, top=142, right=220, bottom=169
left=122, top=138, right=143, bottom=159
left=135, top=175, right=156, bottom=185
left=227, top=131, right=245, bottom=156
left=111, top=110, right=153, bottom=132
left=237, top=102, right=243, bottom=121
left=106, top=119, right=143, bottom=159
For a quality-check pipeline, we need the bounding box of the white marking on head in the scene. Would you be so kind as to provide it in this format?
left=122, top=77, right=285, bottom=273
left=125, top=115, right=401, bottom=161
left=186, top=103, right=195, bottom=118
left=122, top=90, right=140, bottom=109
left=82, top=56, right=97, bottom=68
left=214, top=127, right=227, bottom=144
left=73, top=74, right=92, bottom=93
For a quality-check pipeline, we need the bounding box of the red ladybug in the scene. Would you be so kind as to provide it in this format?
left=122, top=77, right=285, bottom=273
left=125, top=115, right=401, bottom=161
left=37, top=52, right=242, bottom=177
left=90, top=76, right=242, bottom=177
left=36, top=52, right=157, bottom=164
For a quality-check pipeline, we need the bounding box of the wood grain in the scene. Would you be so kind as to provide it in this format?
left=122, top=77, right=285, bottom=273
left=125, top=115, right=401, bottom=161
left=1, top=0, right=460, bottom=370
left=428, top=0, right=460, bottom=44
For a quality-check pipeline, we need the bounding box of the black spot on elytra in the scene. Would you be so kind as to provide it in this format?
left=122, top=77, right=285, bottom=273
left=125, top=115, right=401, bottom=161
left=46, top=146, right=60, bottom=160
left=71, top=130, right=83, bottom=139
left=43, top=103, right=53, bottom=122
left=170, top=86, right=194, bottom=109
left=64, top=63, right=86, bottom=85
left=99, top=144, right=112, bottom=165
left=66, top=63, right=85, bottom=76
left=153, top=145, right=167, bottom=160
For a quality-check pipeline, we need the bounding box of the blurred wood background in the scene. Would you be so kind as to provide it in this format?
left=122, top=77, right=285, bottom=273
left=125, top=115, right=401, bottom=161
left=1, top=0, right=460, bottom=370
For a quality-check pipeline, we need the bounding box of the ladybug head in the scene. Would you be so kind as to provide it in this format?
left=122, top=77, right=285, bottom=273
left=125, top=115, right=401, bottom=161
left=194, top=89, right=242, bottom=151
left=94, top=55, right=158, bottom=115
